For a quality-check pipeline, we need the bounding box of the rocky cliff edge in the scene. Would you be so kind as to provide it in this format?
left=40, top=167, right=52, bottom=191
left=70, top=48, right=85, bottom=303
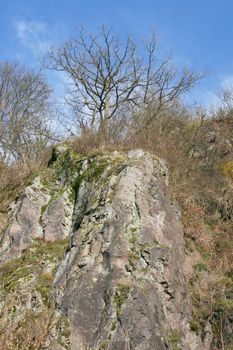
left=0, top=147, right=211, bottom=350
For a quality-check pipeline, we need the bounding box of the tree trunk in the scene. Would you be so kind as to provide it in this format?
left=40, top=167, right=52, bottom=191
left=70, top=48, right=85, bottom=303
left=100, top=116, right=109, bottom=145
left=99, top=93, right=110, bottom=144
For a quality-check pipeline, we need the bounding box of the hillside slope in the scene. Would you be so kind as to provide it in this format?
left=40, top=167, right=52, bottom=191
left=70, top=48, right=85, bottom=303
left=0, top=147, right=215, bottom=349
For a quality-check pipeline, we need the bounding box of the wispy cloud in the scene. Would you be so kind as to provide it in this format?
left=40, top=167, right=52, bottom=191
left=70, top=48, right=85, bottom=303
left=188, top=73, right=233, bottom=110
left=15, top=20, right=51, bottom=58
left=201, top=90, right=219, bottom=109
left=221, top=75, right=233, bottom=89
left=14, top=19, right=69, bottom=104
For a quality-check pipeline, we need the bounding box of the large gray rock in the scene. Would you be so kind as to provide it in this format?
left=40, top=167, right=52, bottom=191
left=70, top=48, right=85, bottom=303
left=0, top=177, right=50, bottom=262
left=0, top=174, right=73, bottom=263
left=49, top=151, right=204, bottom=350
left=41, top=190, right=73, bottom=242
left=0, top=149, right=211, bottom=349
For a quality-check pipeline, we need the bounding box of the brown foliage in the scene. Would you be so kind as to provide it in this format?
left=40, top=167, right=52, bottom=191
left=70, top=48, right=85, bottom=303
left=63, top=104, right=233, bottom=348
left=0, top=310, right=53, bottom=350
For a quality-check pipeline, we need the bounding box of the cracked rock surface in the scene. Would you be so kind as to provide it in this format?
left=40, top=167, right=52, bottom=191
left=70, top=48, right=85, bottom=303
left=0, top=148, right=209, bottom=349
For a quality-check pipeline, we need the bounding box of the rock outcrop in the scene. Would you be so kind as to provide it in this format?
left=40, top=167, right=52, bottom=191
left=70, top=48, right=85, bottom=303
left=0, top=175, right=73, bottom=264
left=0, top=148, right=210, bottom=349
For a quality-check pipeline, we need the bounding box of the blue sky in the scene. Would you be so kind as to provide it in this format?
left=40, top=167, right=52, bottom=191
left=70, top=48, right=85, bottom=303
left=1, top=0, right=233, bottom=107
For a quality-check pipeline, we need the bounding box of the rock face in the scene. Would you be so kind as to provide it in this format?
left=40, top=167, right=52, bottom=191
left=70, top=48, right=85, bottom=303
left=0, top=148, right=209, bottom=349
left=0, top=176, right=73, bottom=264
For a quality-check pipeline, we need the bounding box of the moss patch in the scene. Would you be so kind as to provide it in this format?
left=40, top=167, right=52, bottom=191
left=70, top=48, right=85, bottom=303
left=0, top=238, right=69, bottom=348
left=98, top=341, right=108, bottom=350
left=193, top=262, right=208, bottom=272
left=0, top=238, right=68, bottom=299
left=170, top=329, right=181, bottom=350
left=114, top=286, right=130, bottom=317
left=190, top=321, right=201, bottom=334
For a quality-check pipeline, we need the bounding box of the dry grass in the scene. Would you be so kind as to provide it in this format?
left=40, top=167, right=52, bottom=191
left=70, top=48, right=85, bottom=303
left=70, top=104, right=231, bottom=348
left=124, top=107, right=233, bottom=349
left=0, top=310, right=53, bottom=350
left=0, top=150, right=51, bottom=235
left=0, top=104, right=232, bottom=349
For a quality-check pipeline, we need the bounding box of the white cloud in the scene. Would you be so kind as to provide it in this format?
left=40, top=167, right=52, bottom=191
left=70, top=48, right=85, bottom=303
left=184, top=86, right=219, bottom=110
left=221, top=75, right=233, bottom=89
left=189, top=74, right=233, bottom=110
left=204, top=91, right=220, bottom=110
left=15, top=20, right=51, bottom=57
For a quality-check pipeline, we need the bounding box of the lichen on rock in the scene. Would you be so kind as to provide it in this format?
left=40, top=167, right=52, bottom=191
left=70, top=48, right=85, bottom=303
left=0, top=146, right=209, bottom=349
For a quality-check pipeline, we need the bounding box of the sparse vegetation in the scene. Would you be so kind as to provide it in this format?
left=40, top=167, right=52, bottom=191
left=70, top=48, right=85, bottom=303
left=0, top=238, right=69, bottom=348
left=170, top=329, right=181, bottom=350
left=193, top=262, right=208, bottom=272
left=190, top=321, right=201, bottom=334
left=114, top=286, right=130, bottom=317
left=0, top=24, right=232, bottom=350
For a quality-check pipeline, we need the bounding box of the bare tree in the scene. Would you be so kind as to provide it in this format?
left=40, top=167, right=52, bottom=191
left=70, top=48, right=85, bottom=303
left=45, top=27, right=202, bottom=141
left=0, top=62, right=54, bottom=164
left=218, top=86, right=233, bottom=113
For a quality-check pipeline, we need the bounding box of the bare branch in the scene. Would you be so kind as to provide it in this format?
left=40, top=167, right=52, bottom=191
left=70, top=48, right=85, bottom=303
left=44, top=26, right=202, bottom=141
left=0, top=62, right=54, bottom=164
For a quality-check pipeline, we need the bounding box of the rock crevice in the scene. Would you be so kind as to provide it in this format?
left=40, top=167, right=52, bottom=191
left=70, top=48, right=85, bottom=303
left=0, top=149, right=210, bottom=349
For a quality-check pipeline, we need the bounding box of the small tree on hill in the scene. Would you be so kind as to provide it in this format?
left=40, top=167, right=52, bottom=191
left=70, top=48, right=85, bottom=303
left=46, top=26, right=202, bottom=141
left=0, top=62, right=54, bottom=164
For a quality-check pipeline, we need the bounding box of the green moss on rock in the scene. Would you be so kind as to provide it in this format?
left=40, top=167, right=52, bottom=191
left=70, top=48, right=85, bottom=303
left=114, top=286, right=130, bottom=317
left=193, top=262, right=208, bottom=272
left=170, top=329, right=181, bottom=350
left=0, top=238, right=68, bottom=298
